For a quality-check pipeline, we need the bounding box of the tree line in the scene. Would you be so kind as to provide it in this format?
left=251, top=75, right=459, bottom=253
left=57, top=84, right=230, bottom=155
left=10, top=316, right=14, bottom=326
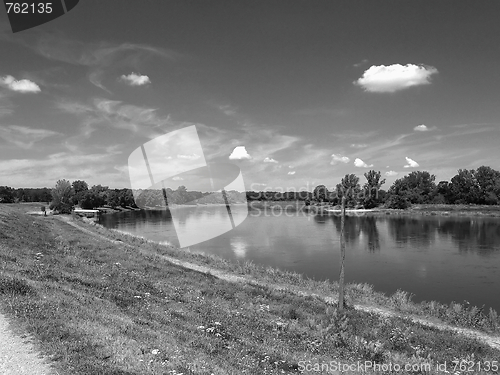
left=308, top=165, right=500, bottom=209
left=0, top=186, right=52, bottom=204
left=1, top=165, right=499, bottom=212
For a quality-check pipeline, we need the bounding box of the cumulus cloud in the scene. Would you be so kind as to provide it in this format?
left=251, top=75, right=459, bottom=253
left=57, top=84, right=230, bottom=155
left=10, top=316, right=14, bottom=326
left=404, top=157, right=419, bottom=168
left=120, top=72, right=151, bottom=86
left=229, top=146, right=251, bottom=160
left=414, top=124, right=428, bottom=131
left=414, top=124, right=437, bottom=132
left=288, top=171, right=296, bottom=175
left=385, top=170, right=398, bottom=176
left=354, top=64, right=438, bottom=93
left=0, top=75, right=41, bottom=93
left=354, top=158, right=373, bottom=168
left=330, top=154, right=350, bottom=165
left=177, top=153, right=201, bottom=160
left=173, top=176, right=183, bottom=181
left=263, top=157, right=278, bottom=163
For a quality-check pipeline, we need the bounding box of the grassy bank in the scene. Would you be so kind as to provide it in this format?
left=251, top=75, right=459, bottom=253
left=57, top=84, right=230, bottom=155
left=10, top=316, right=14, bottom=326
left=1, top=203, right=499, bottom=374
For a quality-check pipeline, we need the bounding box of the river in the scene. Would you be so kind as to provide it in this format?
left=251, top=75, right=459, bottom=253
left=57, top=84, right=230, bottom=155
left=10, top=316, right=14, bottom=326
left=99, top=205, right=500, bottom=313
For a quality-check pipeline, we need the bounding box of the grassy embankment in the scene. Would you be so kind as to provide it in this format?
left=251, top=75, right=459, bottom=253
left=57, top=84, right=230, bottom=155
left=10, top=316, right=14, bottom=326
left=1, top=203, right=499, bottom=375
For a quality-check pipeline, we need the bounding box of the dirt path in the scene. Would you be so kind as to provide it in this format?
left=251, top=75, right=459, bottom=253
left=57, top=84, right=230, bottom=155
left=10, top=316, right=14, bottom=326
left=0, top=312, right=56, bottom=375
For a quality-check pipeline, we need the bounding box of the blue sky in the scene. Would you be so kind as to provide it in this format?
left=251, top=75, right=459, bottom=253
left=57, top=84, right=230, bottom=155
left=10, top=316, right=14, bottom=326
left=1, top=1, right=499, bottom=191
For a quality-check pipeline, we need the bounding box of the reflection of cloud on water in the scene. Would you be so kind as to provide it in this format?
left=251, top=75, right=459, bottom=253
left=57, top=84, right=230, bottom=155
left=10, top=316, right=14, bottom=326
left=231, top=237, right=248, bottom=258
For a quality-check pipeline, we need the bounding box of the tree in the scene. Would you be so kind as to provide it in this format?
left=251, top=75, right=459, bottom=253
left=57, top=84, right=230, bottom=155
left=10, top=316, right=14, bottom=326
left=338, top=194, right=346, bottom=310
left=0, top=186, right=15, bottom=203
left=449, top=169, right=479, bottom=204
left=72, top=180, right=89, bottom=205
left=312, top=185, right=329, bottom=203
left=336, top=174, right=360, bottom=208
left=385, top=195, right=410, bottom=209
left=474, top=166, right=500, bottom=205
left=363, top=170, right=386, bottom=208
left=89, top=185, right=109, bottom=207
left=388, top=171, right=436, bottom=204
left=106, top=190, right=121, bottom=208
left=49, top=179, right=74, bottom=213
left=434, top=181, right=452, bottom=204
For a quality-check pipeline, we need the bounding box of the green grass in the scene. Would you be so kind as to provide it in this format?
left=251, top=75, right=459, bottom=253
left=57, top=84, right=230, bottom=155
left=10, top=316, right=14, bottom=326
left=0, top=203, right=499, bottom=375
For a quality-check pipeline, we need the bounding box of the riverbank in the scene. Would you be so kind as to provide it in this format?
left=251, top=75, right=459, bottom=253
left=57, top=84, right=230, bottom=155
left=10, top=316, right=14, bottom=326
left=1, top=203, right=499, bottom=374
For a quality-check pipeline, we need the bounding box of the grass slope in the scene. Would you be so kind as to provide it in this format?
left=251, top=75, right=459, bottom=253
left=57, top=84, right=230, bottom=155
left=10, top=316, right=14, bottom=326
left=0, top=203, right=499, bottom=375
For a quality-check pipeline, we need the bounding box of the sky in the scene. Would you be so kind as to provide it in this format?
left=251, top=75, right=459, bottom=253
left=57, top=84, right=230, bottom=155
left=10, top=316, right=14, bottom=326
left=1, top=0, right=500, bottom=191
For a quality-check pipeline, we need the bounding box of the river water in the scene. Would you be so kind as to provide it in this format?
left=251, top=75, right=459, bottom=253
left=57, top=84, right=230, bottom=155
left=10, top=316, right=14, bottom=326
left=99, top=205, right=500, bottom=312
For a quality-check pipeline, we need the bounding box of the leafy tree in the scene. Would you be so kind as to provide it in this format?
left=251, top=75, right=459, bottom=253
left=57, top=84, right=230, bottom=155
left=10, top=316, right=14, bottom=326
left=72, top=180, right=88, bottom=195
left=448, top=169, right=479, bottom=204
left=0, top=186, right=15, bottom=203
left=79, top=191, right=98, bottom=209
left=474, top=166, right=500, bottom=204
left=388, top=171, right=436, bottom=204
left=71, top=180, right=89, bottom=205
left=433, top=181, right=452, bottom=204
left=336, top=174, right=360, bottom=208
left=105, top=190, right=120, bottom=208
left=385, top=195, right=410, bottom=209
left=118, top=188, right=137, bottom=207
left=49, top=179, right=74, bottom=213
left=313, top=185, right=329, bottom=203
left=89, top=185, right=109, bottom=207
left=363, top=170, right=386, bottom=208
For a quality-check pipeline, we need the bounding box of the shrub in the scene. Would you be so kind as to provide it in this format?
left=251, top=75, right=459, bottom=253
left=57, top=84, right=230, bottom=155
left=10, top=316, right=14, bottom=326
left=385, top=195, right=411, bottom=209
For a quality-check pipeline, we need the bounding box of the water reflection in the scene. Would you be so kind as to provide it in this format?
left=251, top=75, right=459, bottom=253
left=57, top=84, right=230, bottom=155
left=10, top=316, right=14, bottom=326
left=100, top=208, right=500, bottom=312
left=317, top=214, right=381, bottom=252
left=437, top=219, right=500, bottom=254
left=386, top=217, right=437, bottom=248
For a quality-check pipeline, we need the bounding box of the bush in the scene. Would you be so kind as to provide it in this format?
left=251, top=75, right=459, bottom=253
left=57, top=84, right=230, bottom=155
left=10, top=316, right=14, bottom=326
left=385, top=195, right=410, bottom=209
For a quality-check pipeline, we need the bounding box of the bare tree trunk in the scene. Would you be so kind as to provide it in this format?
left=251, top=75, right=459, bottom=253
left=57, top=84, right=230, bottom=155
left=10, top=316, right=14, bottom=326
left=339, top=195, right=346, bottom=311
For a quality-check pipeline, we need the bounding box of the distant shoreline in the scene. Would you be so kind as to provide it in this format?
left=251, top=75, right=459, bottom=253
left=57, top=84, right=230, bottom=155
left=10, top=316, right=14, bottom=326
left=19, top=201, right=500, bottom=218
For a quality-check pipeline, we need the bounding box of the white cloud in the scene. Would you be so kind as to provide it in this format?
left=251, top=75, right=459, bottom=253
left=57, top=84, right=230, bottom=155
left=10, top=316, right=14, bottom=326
left=288, top=165, right=294, bottom=169
left=173, top=176, right=183, bottom=181
left=350, top=143, right=367, bottom=148
left=354, top=158, right=373, bottom=168
left=330, top=154, right=350, bottom=165
left=385, top=170, right=398, bottom=176
left=404, top=157, right=419, bottom=168
left=288, top=171, right=296, bottom=175
left=414, top=124, right=437, bottom=132
left=353, top=59, right=369, bottom=67
left=229, top=146, right=251, bottom=160
left=120, top=72, right=151, bottom=86
left=263, top=157, right=278, bottom=163
left=354, top=64, right=438, bottom=93
left=177, top=153, right=200, bottom=160
left=0, top=75, right=41, bottom=93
